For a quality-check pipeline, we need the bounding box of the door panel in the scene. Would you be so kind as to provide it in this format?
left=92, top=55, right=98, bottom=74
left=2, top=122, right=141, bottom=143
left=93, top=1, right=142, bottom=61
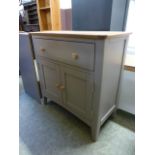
left=39, top=59, right=62, bottom=104
left=61, top=66, right=94, bottom=119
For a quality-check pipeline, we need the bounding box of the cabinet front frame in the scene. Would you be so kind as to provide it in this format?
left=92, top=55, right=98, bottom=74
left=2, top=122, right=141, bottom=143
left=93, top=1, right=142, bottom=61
left=38, top=58, right=62, bottom=104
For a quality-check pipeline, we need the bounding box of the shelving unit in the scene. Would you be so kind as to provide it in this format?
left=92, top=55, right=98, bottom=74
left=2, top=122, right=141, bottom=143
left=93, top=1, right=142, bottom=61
left=36, top=0, right=61, bottom=30
left=23, top=1, right=40, bottom=32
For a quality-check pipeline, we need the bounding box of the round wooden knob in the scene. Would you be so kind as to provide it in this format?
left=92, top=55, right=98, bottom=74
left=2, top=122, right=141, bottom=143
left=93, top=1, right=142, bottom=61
left=40, top=48, right=46, bottom=52
left=59, top=85, right=65, bottom=91
left=56, top=84, right=60, bottom=89
left=72, top=53, right=79, bottom=60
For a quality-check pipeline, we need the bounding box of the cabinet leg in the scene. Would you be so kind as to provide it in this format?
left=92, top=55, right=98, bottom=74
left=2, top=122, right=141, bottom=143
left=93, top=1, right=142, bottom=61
left=41, top=96, right=48, bottom=105
left=91, top=126, right=100, bottom=142
left=111, top=108, right=118, bottom=118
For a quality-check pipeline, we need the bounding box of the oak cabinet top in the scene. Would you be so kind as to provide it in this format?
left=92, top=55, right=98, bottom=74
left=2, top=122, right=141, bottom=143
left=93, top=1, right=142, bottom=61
left=31, top=31, right=131, bottom=39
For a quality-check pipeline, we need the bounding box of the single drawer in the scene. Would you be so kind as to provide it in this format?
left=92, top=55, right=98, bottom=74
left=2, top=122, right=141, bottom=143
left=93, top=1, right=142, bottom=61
left=33, top=38, right=95, bottom=70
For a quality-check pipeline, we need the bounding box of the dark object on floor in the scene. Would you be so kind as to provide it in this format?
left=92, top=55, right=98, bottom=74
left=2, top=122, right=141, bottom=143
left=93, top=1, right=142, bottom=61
left=110, top=109, right=135, bottom=132
left=19, top=32, right=41, bottom=103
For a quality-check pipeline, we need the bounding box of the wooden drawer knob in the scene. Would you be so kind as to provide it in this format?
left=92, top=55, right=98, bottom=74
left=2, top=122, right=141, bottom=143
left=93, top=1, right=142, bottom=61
left=40, top=48, right=46, bottom=52
left=56, top=84, right=65, bottom=91
left=59, top=85, right=65, bottom=91
left=72, top=53, right=79, bottom=60
left=56, top=83, right=60, bottom=89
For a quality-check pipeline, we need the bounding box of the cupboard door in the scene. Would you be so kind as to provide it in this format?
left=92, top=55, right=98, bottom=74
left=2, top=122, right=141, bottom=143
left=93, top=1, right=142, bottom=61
left=61, top=66, right=94, bottom=120
left=39, top=59, right=62, bottom=104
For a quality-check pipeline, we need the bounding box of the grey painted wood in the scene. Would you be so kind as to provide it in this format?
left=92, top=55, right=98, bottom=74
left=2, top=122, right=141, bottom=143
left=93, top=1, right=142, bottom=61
left=61, top=66, right=94, bottom=122
left=90, top=40, right=106, bottom=141
left=19, top=33, right=41, bottom=103
left=38, top=59, right=62, bottom=105
left=72, top=0, right=129, bottom=31
left=33, top=38, right=95, bottom=70
left=100, top=38, right=126, bottom=118
left=32, top=33, right=129, bottom=141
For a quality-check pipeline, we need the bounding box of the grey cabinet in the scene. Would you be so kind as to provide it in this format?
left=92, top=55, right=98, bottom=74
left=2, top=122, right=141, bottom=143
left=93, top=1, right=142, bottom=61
left=31, top=31, right=130, bottom=141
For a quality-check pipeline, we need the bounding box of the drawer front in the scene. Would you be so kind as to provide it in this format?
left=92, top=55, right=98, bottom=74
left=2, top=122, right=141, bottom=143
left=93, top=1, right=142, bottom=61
left=33, top=39, right=95, bottom=70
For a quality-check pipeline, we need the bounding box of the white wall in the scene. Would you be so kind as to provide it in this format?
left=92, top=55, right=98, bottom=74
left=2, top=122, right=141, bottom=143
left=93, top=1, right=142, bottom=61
left=118, top=70, right=135, bottom=114
left=60, top=0, right=71, bottom=9
left=118, top=0, right=135, bottom=115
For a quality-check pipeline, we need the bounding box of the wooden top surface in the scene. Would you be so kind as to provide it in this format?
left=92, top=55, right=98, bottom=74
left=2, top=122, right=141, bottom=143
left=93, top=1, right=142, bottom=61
left=30, top=31, right=131, bottom=39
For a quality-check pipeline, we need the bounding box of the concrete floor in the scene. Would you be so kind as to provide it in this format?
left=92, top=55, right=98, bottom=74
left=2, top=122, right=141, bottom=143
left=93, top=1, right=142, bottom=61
left=19, top=77, right=135, bottom=155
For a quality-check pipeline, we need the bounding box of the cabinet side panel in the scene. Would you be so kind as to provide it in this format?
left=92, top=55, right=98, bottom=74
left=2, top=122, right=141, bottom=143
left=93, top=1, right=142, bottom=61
left=100, top=38, right=127, bottom=123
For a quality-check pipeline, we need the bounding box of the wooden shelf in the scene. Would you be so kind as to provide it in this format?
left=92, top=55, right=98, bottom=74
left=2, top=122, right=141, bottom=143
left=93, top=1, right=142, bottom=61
left=39, top=6, right=50, bottom=10
left=28, top=7, right=37, bottom=12
left=26, top=24, right=39, bottom=26
left=29, top=17, right=38, bottom=21
left=36, top=0, right=61, bottom=31
left=29, top=12, right=37, bottom=16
